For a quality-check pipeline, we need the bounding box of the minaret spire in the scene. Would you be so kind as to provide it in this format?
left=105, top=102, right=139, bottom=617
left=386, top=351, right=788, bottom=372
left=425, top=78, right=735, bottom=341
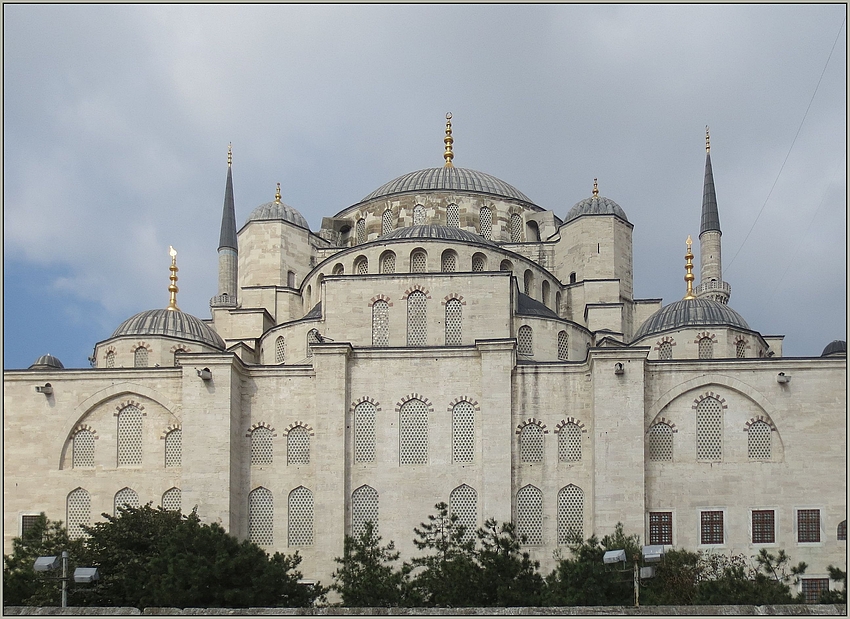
left=700, top=126, right=720, bottom=236
left=443, top=112, right=454, bottom=168
left=214, top=144, right=238, bottom=306
left=696, top=126, right=730, bottom=304
left=684, top=236, right=696, bottom=300
left=167, top=246, right=180, bottom=311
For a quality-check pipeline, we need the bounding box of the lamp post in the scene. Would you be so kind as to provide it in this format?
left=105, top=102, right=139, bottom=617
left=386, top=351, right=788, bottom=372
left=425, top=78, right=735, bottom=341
left=603, top=545, right=665, bottom=607
left=33, top=552, right=99, bottom=607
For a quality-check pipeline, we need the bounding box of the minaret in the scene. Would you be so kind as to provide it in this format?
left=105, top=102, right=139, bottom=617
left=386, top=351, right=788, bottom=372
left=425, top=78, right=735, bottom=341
left=216, top=144, right=238, bottom=306
left=443, top=112, right=454, bottom=168
left=696, top=127, right=731, bottom=304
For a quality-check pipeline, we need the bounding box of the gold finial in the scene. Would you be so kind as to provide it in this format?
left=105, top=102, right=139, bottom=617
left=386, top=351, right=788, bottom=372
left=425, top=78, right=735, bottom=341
left=167, top=246, right=180, bottom=311
left=227, top=143, right=232, bottom=167
left=592, top=178, right=599, bottom=198
left=274, top=183, right=281, bottom=204
left=705, top=126, right=710, bottom=153
left=683, top=235, right=696, bottom=300
left=443, top=112, right=454, bottom=168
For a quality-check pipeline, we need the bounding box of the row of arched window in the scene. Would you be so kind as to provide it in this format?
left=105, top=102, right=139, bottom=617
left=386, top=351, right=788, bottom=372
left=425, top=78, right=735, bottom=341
left=347, top=249, right=491, bottom=275
left=354, top=208, right=529, bottom=245
left=249, top=425, right=311, bottom=466
left=518, top=421, right=584, bottom=463
left=656, top=336, right=744, bottom=360
left=104, top=346, right=187, bottom=368
left=518, top=326, right=572, bottom=360
left=65, top=486, right=181, bottom=539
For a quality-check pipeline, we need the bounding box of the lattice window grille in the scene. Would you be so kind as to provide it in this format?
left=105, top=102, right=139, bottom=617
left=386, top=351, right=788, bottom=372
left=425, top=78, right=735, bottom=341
left=351, top=485, right=379, bottom=538
left=479, top=207, right=492, bottom=239
left=161, top=488, right=181, bottom=512
left=447, top=203, right=460, bottom=227
left=698, top=337, right=714, bottom=359
left=67, top=489, right=90, bottom=539
left=288, top=487, right=314, bottom=546
left=500, top=260, right=512, bottom=272
left=802, top=579, right=830, bottom=604
left=21, top=515, right=41, bottom=535
left=381, top=253, right=396, bottom=274
left=510, top=214, right=522, bottom=242
left=701, top=510, right=724, bottom=544
left=307, top=329, right=320, bottom=358
left=752, top=510, right=775, bottom=544
left=524, top=271, right=533, bottom=295
left=696, top=398, right=722, bottom=460
left=356, top=258, right=369, bottom=275
left=520, top=424, right=544, bottom=463
left=287, top=426, right=310, bottom=465
left=647, top=423, right=673, bottom=461
left=517, top=326, right=533, bottom=356
left=372, top=301, right=390, bottom=347
left=72, top=430, right=95, bottom=468
left=355, top=219, right=366, bottom=245
left=275, top=336, right=285, bottom=364
left=472, top=254, right=486, bottom=272
left=114, top=488, right=139, bottom=515
left=516, top=486, right=542, bottom=545
left=413, top=205, right=425, bottom=225
left=450, top=485, right=477, bottom=542
left=381, top=210, right=393, bottom=235
left=117, top=406, right=143, bottom=466
left=165, top=429, right=182, bottom=468
left=659, top=341, right=673, bottom=360
left=445, top=299, right=462, bottom=346
left=736, top=340, right=746, bottom=358
left=105, top=351, right=115, bottom=368
left=798, top=509, right=820, bottom=542
left=134, top=347, right=148, bottom=367
left=399, top=399, right=428, bottom=465
left=249, top=487, right=274, bottom=546
left=411, top=251, right=427, bottom=273
left=332, top=264, right=344, bottom=275
left=441, top=252, right=457, bottom=272
left=407, top=291, right=427, bottom=347
left=649, top=512, right=673, bottom=545
left=557, top=485, right=584, bottom=544
left=838, top=520, right=846, bottom=541
left=452, top=401, right=475, bottom=463
left=748, top=421, right=771, bottom=460
left=557, top=331, right=569, bottom=360
left=251, top=427, right=274, bottom=465
left=558, top=423, right=581, bottom=462
left=354, top=402, right=376, bottom=463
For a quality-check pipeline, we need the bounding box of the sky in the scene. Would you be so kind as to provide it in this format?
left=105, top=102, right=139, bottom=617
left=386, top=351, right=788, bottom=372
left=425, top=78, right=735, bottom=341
left=3, top=4, right=846, bottom=369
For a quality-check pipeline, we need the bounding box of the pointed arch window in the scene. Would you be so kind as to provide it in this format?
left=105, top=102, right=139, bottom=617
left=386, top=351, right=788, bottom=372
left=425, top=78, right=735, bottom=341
left=479, top=206, right=492, bottom=239
left=449, top=485, right=477, bottom=542
left=134, top=347, right=148, bottom=368
left=520, top=424, right=544, bottom=463
left=372, top=300, right=389, bottom=347
left=647, top=423, right=673, bottom=461
left=555, top=291, right=561, bottom=316
left=72, top=429, right=95, bottom=468
left=381, top=209, right=393, bottom=235
left=557, top=485, right=584, bottom=543
left=558, top=423, right=581, bottom=462
left=747, top=421, right=771, bottom=460
left=696, top=397, right=723, bottom=461
left=413, top=205, right=425, bottom=225
left=698, top=337, right=714, bottom=359
left=839, top=520, right=847, bottom=541
left=399, top=398, right=428, bottom=465
left=736, top=340, right=747, bottom=358
left=447, top=203, right=460, bottom=227
left=355, top=218, right=366, bottom=245
left=411, top=250, right=427, bottom=273
left=161, top=487, right=181, bottom=512
left=380, top=251, right=396, bottom=274
left=164, top=428, right=182, bottom=468
left=117, top=405, right=143, bottom=466
left=407, top=291, right=427, bottom=346
left=105, top=351, right=115, bottom=368
left=517, top=326, right=533, bottom=357
left=307, top=329, right=320, bottom=358
left=114, top=487, right=139, bottom=516
left=516, top=485, right=542, bottom=545
left=67, top=488, right=90, bottom=539
left=452, top=401, right=474, bottom=463
left=557, top=330, right=569, bottom=361
left=445, top=299, right=462, bottom=346
left=288, top=487, right=314, bottom=546
left=275, top=336, right=286, bottom=364
left=659, top=340, right=673, bottom=360
left=351, top=485, right=379, bottom=538
left=287, top=426, right=310, bottom=465
left=510, top=214, right=523, bottom=242
left=249, top=487, right=274, bottom=546
left=250, top=426, right=274, bottom=465
left=354, top=401, right=376, bottom=463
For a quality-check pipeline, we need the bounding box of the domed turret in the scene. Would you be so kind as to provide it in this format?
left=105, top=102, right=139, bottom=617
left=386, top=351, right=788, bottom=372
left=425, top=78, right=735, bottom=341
left=112, top=309, right=225, bottom=350
left=632, top=297, right=749, bottom=342
left=246, top=183, right=309, bottom=230
left=29, top=354, right=65, bottom=370
left=565, top=179, right=629, bottom=224
left=821, top=340, right=846, bottom=357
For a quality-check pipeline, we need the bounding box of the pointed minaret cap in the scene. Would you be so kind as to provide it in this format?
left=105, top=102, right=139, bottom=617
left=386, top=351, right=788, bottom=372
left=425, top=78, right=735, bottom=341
left=443, top=112, right=454, bottom=168
left=592, top=178, right=599, bottom=198
left=166, top=246, right=180, bottom=311
left=700, top=126, right=721, bottom=236
left=218, top=144, right=237, bottom=251
left=683, top=236, right=696, bottom=300
left=274, top=182, right=282, bottom=204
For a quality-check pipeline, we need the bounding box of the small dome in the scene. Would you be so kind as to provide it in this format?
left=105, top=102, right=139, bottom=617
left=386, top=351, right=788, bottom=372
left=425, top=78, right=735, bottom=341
left=632, top=298, right=749, bottom=342
left=245, top=200, right=310, bottom=230
left=361, top=167, right=536, bottom=206
left=29, top=354, right=65, bottom=370
left=821, top=340, right=846, bottom=357
left=112, top=309, right=226, bottom=350
left=381, top=224, right=497, bottom=246
left=565, top=194, right=629, bottom=224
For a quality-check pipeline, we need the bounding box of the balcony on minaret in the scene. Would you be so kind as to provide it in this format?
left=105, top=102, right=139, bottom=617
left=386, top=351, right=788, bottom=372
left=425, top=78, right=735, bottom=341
left=210, top=293, right=238, bottom=308
left=695, top=279, right=731, bottom=304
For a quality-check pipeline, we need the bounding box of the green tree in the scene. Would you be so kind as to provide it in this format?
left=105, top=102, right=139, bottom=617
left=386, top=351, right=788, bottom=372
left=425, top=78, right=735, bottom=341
left=332, top=522, right=409, bottom=606
left=819, top=566, right=846, bottom=604
left=474, top=519, right=544, bottom=606
left=640, top=548, right=703, bottom=605
left=694, top=549, right=805, bottom=605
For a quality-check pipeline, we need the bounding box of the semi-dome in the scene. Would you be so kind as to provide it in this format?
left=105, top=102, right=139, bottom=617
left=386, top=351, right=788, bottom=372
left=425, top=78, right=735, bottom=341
left=565, top=194, right=629, bottom=224
left=632, top=297, right=749, bottom=342
left=112, top=309, right=226, bottom=350
left=821, top=340, right=846, bottom=357
left=29, top=354, right=65, bottom=370
left=381, top=224, right=497, bottom=246
left=360, top=167, right=536, bottom=206
left=246, top=199, right=309, bottom=230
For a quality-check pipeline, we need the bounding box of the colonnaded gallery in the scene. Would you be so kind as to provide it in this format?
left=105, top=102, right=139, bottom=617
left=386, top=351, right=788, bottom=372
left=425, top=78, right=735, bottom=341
left=4, top=118, right=846, bottom=600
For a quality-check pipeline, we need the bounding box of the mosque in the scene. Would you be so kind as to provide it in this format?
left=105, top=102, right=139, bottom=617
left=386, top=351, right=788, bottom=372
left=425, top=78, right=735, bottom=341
left=3, top=116, right=846, bottom=601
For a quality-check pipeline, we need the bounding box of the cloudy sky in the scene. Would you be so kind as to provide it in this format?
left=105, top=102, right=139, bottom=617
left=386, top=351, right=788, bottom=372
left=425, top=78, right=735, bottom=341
left=4, top=4, right=846, bottom=369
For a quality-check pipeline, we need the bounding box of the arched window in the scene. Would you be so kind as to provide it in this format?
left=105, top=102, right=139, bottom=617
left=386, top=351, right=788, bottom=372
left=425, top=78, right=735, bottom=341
left=517, top=325, right=533, bottom=356
left=67, top=488, right=90, bottom=539
left=287, top=270, right=296, bottom=287
left=542, top=281, right=550, bottom=307
left=380, top=251, right=396, bottom=274
left=354, top=401, right=376, bottom=463
left=558, top=423, right=581, bottom=462
left=557, top=330, right=569, bottom=361
left=172, top=348, right=186, bottom=366
left=520, top=424, right=544, bottom=463
left=305, top=285, right=311, bottom=309
left=696, top=397, right=723, bottom=461
left=524, top=270, right=533, bottom=295
left=500, top=259, right=513, bottom=272
left=332, top=263, right=344, bottom=275
left=447, top=203, right=460, bottom=228
left=747, top=421, right=772, bottom=460
left=117, top=405, right=143, bottom=466
left=472, top=253, right=487, bottom=272
left=510, top=214, right=523, bottom=242
left=251, top=426, right=273, bottom=465
left=399, top=398, right=428, bottom=465
left=516, top=485, right=542, bottom=545
left=452, top=401, right=474, bottom=463
left=287, top=426, right=310, bottom=465
left=449, top=485, right=477, bottom=542
left=381, top=209, right=393, bottom=235
left=555, top=291, right=561, bottom=316
left=355, top=218, right=366, bottom=245
left=413, top=205, right=425, bottom=225
left=351, top=485, right=379, bottom=538
left=288, top=487, right=314, bottom=546
left=445, top=298, right=462, bottom=346
left=557, top=485, right=584, bottom=544
left=355, top=256, right=369, bottom=275
left=526, top=220, right=540, bottom=242
left=659, top=341, right=673, bottom=360
left=407, top=291, right=427, bottom=346
left=275, top=336, right=286, bottom=364
left=164, top=428, right=181, bottom=468
left=569, top=272, right=577, bottom=284
left=249, top=487, right=274, bottom=546
left=441, top=250, right=457, bottom=272
left=698, top=337, right=714, bottom=359
left=72, top=429, right=95, bottom=468
left=839, top=520, right=847, bottom=541
left=307, top=329, right=320, bottom=358
left=410, top=250, right=427, bottom=273
left=105, top=351, right=115, bottom=368
left=647, top=423, right=673, bottom=461
left=736, top=340, right=747, bottom=358
left=134, top=347, right=148, bottom=368
left=114, top=487, right=139, bottom=516
left=161, top=488, right=181, bottom=512
left=479, top=207, right=492, bottom=239
left=372, top=300, right=389, bottom=347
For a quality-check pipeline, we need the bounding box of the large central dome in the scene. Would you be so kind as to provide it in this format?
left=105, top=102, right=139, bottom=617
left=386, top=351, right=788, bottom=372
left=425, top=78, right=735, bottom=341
left=360, top=167, right=536, bottom=206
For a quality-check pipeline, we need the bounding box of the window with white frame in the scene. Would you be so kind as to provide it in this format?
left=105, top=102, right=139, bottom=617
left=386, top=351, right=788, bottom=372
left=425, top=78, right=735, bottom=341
left=72, top=429, right=95, bottom=468
left=696, top=397, right=722, bottom=461
left=355, top=218, right=366, bottom=244
left=479, top=207, right=492, bottom=239
left=452, top=401, right=474, bottom=463
left=411, top=250, right=427, bottom=273
left=516, top=485, right=542, bottom=544
left=517, top=326, right=533, bottom=356
left=449, top=485, right=477, bottom=542
left=797, top=509, right=820, bottom=543
left=558, top=423, right=581, bottom=462
left=801, top=579, right=830, bottom=604
left=752, top=510, right=775, bottom=544
left=134, top=347, right=148, bottom=367
left=647, top=423, right=673, bottom=461
left=445, top=299, right=462, bottom=346
left=114, top=487, right=139, bottom=516
left=380, top=251, right=396, bottom=274
left=510, top=214, right=522, bottom=242
left=399, top=398, right=428, bottom=465
left=275, top=336, right=285, bottom=364
left=407, top=291, right=427, bottom=346
left=351, top=485, right=379, bottom=538
left=67, top=488, right=90, bottom=539
left=557, top=485, right=583, bottom=543
left=381, top=209, right=393, bottom=235
left=372, top=300, right=389, bottom=347
left=441, top=250, right=457, bottom=272
left=700, top=510, right=724, bottom=544
left=649, top=511, right=673, bottom=545
left=249, top=486, right=274, bottom=546
left=288, top=487, right=314, bottom=546
left=698, top=337, right=714, bottom=359
left=413, top=205, right=425, bottom=225
left=287, top=426, right=310, bottom=465
left=164, top=428, right=181, bottom=468
left=748, top=421, right=772, bottom=460
left=21, top=515, right=41, bottom=536
left=353, top=401, right=376, bottom=463
left=520, top=424, right=544, bottom=463
left=557, top=330, right=569, bottom=361
left=161, top=488, right=181, bottom=512
left=447, top=203, right=459, bottom=227
left=251, top=426, right=273, bottom=465
left=117, top=405, right=143, bottom=466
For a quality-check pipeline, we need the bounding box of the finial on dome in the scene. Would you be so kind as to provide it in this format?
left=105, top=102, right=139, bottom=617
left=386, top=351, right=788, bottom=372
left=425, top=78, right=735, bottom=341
left=167, top=246, right=180, bottom=311
left=227, top=143, right=232, bottom=167
left=443, top=112, right=454, bottom=168
left=683, top=235, right=696, bottom=300
left=592, top=178, right=599, bottom=198
left=274, top=183, right=281, bottom=204
left=705, top=126, right=710, bottom=153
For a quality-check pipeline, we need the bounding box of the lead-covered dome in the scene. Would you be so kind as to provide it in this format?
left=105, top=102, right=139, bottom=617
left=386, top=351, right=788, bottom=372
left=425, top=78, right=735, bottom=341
left=632, top=298, right=749, bottom=342
left=361, top=167, right=536, bottom=206
left=29, top=354, right=65, bottom=370
left=821, top=340, right=846, bottom=357
left=381, top=224, right=497, bottom=246
left=246, top=199, right=309, bottom=230
left=112, top=309, right=226, bottom=350
left=565, top=194, right=629, bottom=224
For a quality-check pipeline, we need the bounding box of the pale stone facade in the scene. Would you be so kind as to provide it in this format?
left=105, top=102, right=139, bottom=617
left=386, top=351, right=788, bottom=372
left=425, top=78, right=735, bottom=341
left=4, top=129, right=846, bottom=598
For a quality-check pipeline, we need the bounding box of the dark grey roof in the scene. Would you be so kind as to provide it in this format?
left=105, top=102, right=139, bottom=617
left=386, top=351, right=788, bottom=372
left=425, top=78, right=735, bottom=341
left=821, top=339, right=846, bottom=357
left=29, top=354, right=65, bottom=370
left=112, top=309, right=226, bottom=349
left=632, top=297, right=749, bottom=341
left=304, top=302, right=322, bottom=320
left=245, top=200, right=310, bottom=230
left=700, top=151, right=721, bottom=235
left=381, top=224, right=498, bottom=246
left=565, top=195, right=629, bottom=224
left=361, top=167, right=536, bottom=205
left=517, top=293, right=559, bottom=319
left=218, top=165, right=237, bottom=251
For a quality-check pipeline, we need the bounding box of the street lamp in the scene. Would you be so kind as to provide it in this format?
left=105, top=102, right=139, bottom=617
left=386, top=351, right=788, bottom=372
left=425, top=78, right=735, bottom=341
left=602, top=545, right=665, bottom=607
left=33, top=551, right=99, bottom=607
